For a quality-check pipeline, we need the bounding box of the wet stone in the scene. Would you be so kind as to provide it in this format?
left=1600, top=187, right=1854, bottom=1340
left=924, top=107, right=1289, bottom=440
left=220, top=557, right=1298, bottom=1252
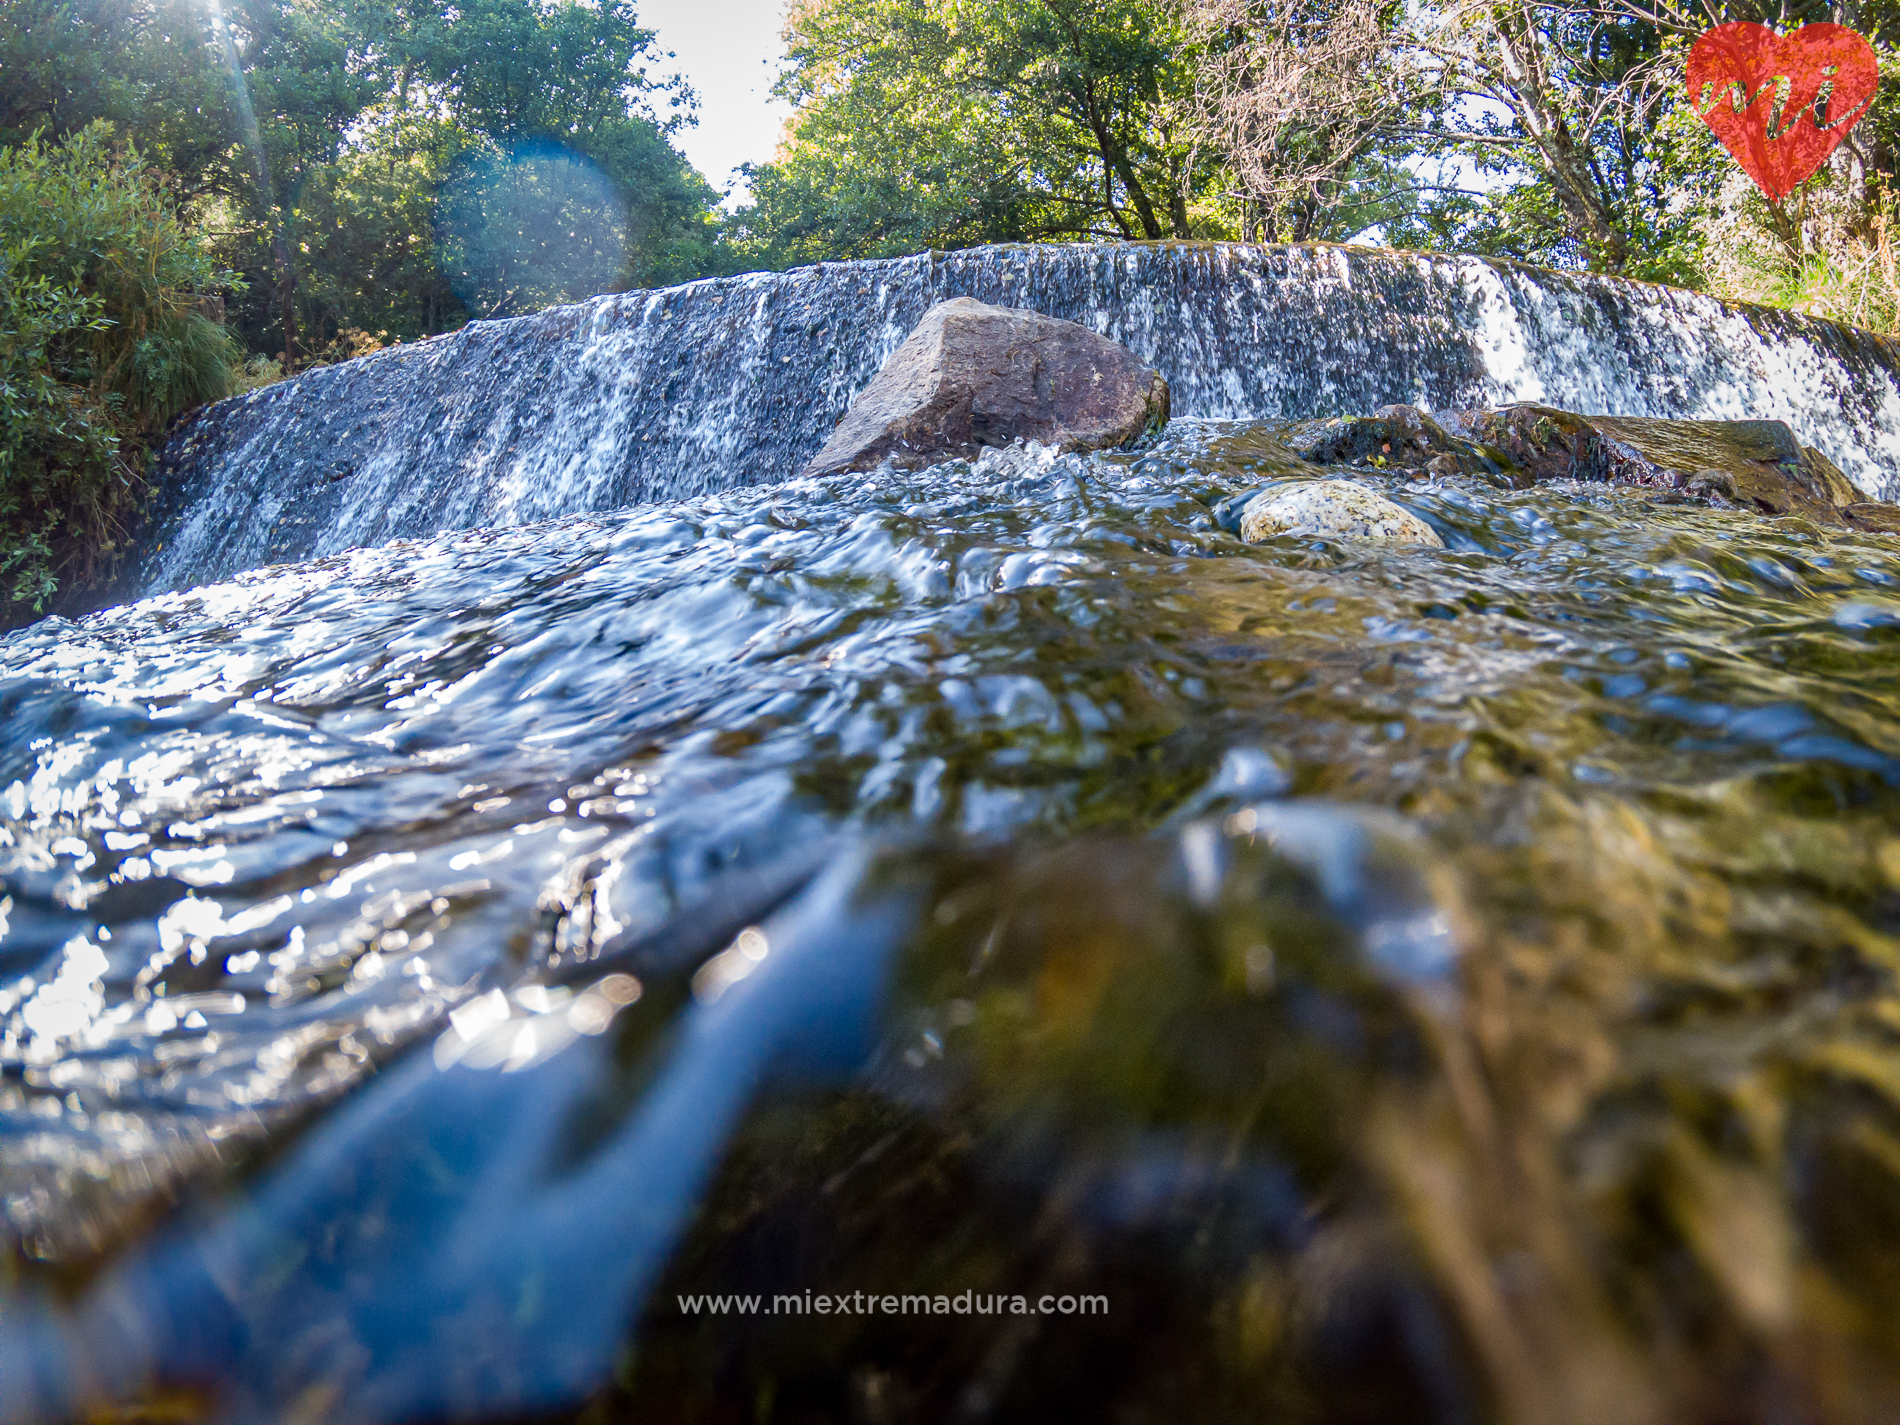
left=1292, top=404, right=1506, bottom=480
left=1685, top=468, right=1738, bottom=503
left=1292, top=406, right=1451, bottom=466
left=1451, top=404, right=1639, bottom=485
left=798, top=297, right=1170, bottom=478
left=1589, top=413, right=1867, bottom=521
left=1845, top=502, right=1900, bottom=535
left=1238, top=479, right=1445, bottom=547
left=1445, top=404, right=1889, bottom=525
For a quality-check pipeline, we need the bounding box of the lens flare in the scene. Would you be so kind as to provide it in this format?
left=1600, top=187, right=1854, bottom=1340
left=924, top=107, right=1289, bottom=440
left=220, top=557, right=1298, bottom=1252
left=435, top=142, right=632, bottom=319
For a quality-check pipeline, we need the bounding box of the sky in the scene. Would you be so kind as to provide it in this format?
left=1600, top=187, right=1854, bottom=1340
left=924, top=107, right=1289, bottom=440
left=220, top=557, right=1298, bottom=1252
left=639, top=0, right=794, bottom=208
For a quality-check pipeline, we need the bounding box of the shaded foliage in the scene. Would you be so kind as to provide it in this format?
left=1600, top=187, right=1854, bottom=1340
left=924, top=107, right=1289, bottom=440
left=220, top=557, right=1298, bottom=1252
left=0, top=124, right=238, bottom=619
left=435, top=143, right=633, bottom=320
left=396, top=0, right=725, bottom=294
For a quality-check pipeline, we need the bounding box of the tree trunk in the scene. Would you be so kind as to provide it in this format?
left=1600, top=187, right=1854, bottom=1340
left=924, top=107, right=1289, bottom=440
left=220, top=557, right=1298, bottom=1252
left=1082, top=91, right=1165, bottom=238
left=1168, top=182, right=1192, bottom=238
left=1490, top=1, right=1630, bottom=271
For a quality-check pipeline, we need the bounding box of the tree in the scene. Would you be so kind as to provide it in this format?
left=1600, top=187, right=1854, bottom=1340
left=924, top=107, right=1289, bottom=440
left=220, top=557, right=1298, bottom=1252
left=1180, top=0, right=1703, bottom=274
left=736, top=0, right=1220, bottom=265
left=1, top=0, right=399, bottom=357
left=435, top=141, right=636, bottom=318
left=0, top=0, right=731, bottom=358
left=283, top=106, right=473, bottom=341
left=1186, top=0, right=1435, bottom=243
left=1385, top=0, right=1900, bottom=290
left=0, top=0, right=233, bottom=176
left=1387, top=0, right=1689, bottom=274
left=399, top=0, right=725, bottom=292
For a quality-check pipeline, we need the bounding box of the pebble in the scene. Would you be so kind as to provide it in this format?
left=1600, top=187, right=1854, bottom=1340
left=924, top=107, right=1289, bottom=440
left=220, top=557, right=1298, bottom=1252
left=1239, top=480, right=1444, bottom=547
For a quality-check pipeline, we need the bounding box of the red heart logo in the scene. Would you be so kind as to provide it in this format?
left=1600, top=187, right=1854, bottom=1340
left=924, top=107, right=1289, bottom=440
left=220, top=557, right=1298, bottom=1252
left=1687, top=22, right=1877, bottom=202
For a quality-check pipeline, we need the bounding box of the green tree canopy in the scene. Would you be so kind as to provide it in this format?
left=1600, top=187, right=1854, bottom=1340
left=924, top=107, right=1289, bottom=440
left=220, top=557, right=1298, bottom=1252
left=399, top=0, right=723, bottom=290
left=0, top=0, right=728, bottom=355
left=735, top=0, right=1221, bottom=265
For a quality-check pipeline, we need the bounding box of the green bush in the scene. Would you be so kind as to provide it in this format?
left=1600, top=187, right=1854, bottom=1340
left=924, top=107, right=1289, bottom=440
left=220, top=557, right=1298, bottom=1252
left=0, top=121, right=240, bottom=620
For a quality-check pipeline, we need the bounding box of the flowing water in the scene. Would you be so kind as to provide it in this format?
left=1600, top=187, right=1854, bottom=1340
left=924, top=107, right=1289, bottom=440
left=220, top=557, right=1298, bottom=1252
left=7, top=248, right=1900, bottom=1424
left=142, top=242, right=1900, bottom=591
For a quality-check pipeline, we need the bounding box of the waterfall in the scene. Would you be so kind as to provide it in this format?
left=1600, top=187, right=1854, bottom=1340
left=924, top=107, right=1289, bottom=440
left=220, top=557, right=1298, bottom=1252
left=142, top=241, right=1900, bottom=591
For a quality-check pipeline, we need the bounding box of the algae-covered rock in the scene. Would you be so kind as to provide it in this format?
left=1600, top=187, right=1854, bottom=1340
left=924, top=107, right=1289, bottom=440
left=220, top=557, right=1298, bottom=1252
left=1241, top=399, right=1899, bottom=536
left=1453, top=405, right=1657, bottom=485
left=1292, top=404, right=1514, bottom=480
left=1445, top=404, right=1880, bottom=524
left=799, top=297, right=1169, bottom=478
left=1797, top=441, right=1869, bottom=507
left=1684, top=468, right=1737, bottom=501
left=1293, top=404, right=1456, bottom=466
left=1239, top=480, right=1444, bottom=547
left=1590, top=414, right=1867, bottom=521
left=1845, top=502, right=1900, bottom=535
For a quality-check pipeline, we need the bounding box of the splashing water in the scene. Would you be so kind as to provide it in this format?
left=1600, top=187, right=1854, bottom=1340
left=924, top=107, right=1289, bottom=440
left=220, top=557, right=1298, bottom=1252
left=139, top=242, right=1900, bottom=594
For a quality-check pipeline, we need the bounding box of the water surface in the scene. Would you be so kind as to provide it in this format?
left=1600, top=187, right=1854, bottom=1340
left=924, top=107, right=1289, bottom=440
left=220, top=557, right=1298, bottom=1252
left=6, top=422, right=1900, bottom=1423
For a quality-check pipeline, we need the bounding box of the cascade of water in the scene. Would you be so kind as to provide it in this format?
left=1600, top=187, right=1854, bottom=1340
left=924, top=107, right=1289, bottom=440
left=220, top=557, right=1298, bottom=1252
left=142, top=241, right=1900, bottom=592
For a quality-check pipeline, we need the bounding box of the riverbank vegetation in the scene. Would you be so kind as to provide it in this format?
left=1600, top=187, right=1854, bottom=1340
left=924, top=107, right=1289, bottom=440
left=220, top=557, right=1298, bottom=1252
left=0, top=124, right=239, bottom=617
left=0, top=0, right=721, bottom=618
left=1, top=0, right=723, bottom=361
left=2, top=0, right=1899, bottom=617
left=4, top=0, right=1896, bottom=352
left=734, top=0, right=1900, bottom=319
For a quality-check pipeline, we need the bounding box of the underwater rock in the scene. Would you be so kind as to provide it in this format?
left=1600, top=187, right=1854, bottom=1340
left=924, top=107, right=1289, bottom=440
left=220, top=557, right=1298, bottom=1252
left=1845, top=502, right=1900, bottom=534
left=1238, top=480, right=1444, bottom=547
left=1448, top=404, right=1882, bottom=523
left=799, top=297, right=1169, bottom=477
left=1293, top=404, right=1505, bottom=479
left=1292, top=404, right=1455, bottom=466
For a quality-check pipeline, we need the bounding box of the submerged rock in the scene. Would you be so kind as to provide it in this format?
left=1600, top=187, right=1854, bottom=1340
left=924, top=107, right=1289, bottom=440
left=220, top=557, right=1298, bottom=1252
left=1285, top=400, right=1900, bottom=530
left=1845, top=502, right=1900, bottom=534
left=799, top=297, right=1169, bottom=478
left=1449, top=404, right=1877, bottom=522
left=1292, top=404, right=1456, bottom=466
left=1291, top=404, right=1512, bottom=480
left=1239, top=480, right=1444, bottom=547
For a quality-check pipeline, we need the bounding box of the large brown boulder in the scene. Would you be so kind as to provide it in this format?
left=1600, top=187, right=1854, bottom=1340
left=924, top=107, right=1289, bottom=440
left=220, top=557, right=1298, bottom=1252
left=799, top=297, right=1169, bottom=478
